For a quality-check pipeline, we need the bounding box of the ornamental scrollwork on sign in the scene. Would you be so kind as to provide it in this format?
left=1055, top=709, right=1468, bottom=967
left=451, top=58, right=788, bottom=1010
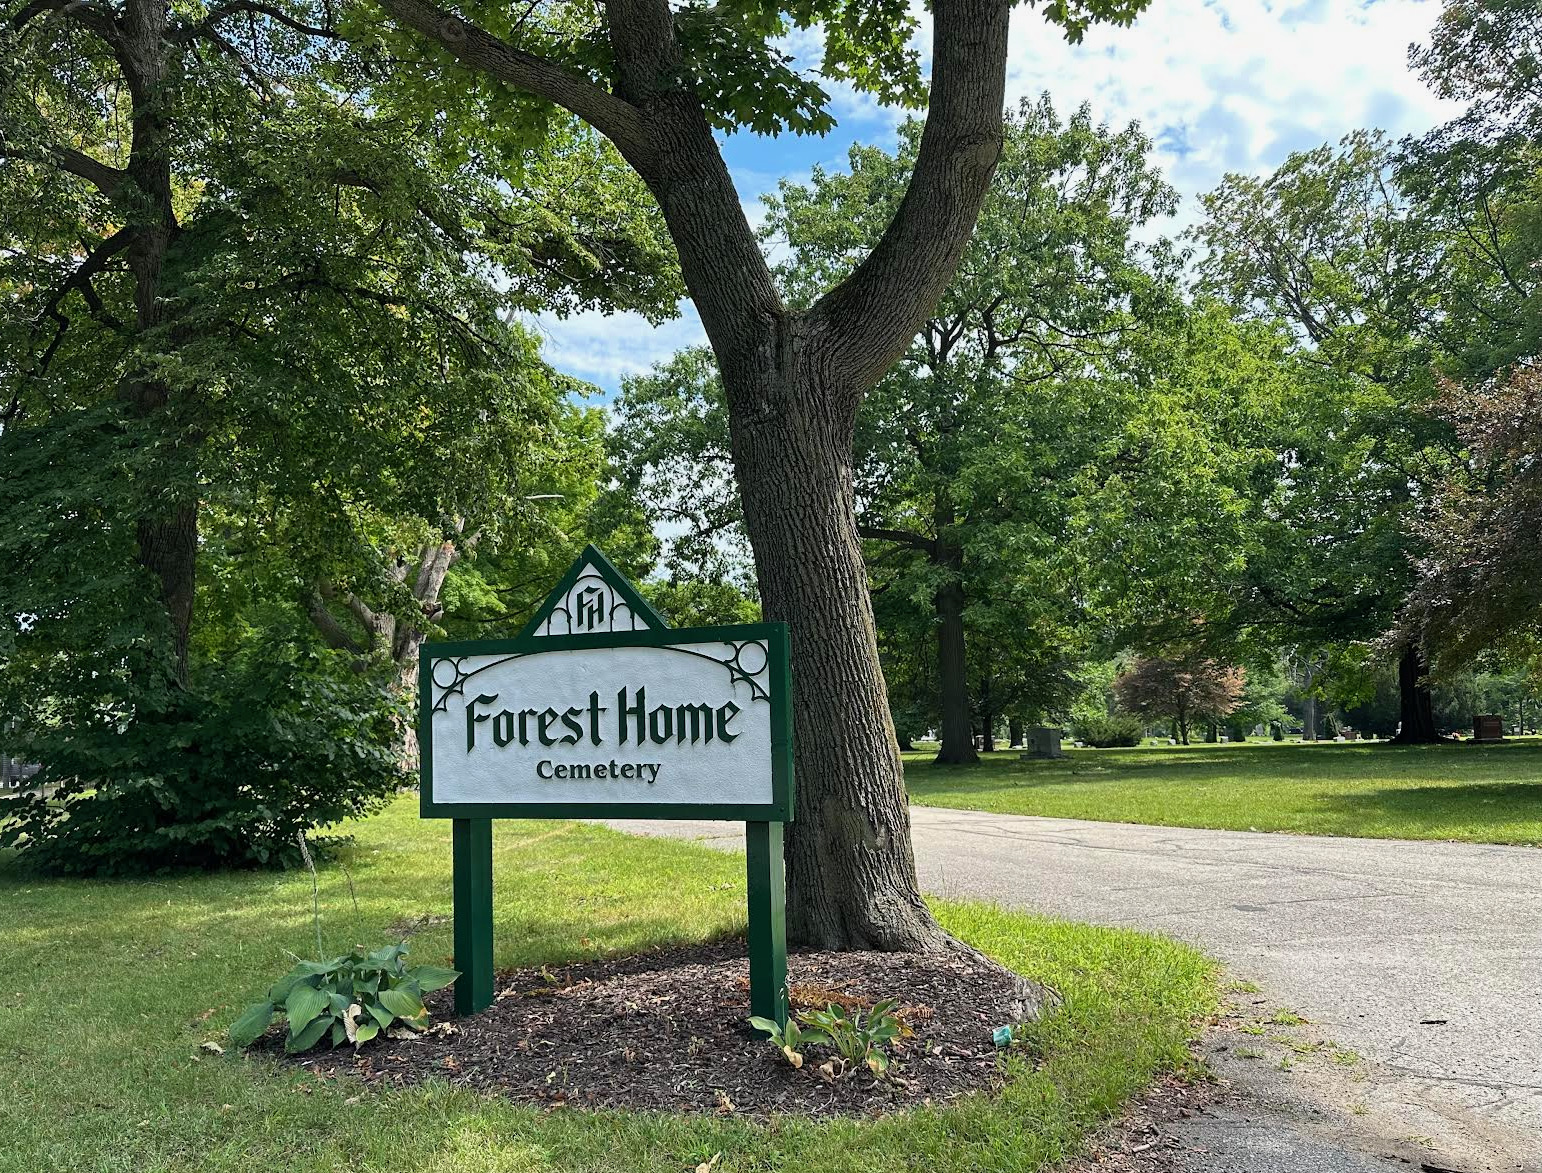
left=429, top=639, right=772, bottom=714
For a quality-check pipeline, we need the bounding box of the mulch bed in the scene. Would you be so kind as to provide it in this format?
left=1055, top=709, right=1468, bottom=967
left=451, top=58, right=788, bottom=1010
left=267, top=939, right=1034, bottom=1117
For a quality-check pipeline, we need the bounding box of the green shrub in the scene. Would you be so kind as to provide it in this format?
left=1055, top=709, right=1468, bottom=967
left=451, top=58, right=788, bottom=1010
left=1072, top=713, right=1144, bottom=748
left=0, top=645, right=408, bottom=875
left=229, top=943, right=458, bottom=1052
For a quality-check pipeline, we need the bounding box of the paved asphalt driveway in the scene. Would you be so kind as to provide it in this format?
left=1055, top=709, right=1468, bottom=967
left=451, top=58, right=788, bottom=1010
left=602, top=805, right=1541, bottom=1169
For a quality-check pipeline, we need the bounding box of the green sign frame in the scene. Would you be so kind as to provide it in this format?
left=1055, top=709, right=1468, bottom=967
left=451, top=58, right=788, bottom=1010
left=418, top=546, right=794, bottom=1028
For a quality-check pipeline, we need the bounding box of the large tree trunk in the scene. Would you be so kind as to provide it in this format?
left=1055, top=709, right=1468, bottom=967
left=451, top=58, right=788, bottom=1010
left=120, top=0, right=197, bottom=683
left=1391, top=643, right=1441, bottom=744
left=1008, top=716, right=1023, bottom=748
left=933, top=556, right=977, bottom=765
left=135, top=506, right=198, bottom=679
left=732, top=366, right=943, bottom=952
left=1302, top=694, right=1319, bottom=741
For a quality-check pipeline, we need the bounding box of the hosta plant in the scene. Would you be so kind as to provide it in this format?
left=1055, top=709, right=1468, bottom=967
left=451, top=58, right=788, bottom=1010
left=229, top=943, right=458, bottom=1053
left=750, top=997, right=909, bottom=1077
left=800, top=998, right=907, bottom=1077
left=747, top=1013, right=829, bottom=1070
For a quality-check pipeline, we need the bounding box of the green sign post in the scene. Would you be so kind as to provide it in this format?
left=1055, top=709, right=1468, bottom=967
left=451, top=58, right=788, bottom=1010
left=419, top=546, right=794, bottom=1027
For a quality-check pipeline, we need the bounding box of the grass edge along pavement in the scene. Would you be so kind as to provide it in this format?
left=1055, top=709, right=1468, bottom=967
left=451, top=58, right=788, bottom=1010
left=903, top=737, right=1542, bottom=845
left=0, top=795, right=1215, bottom=1173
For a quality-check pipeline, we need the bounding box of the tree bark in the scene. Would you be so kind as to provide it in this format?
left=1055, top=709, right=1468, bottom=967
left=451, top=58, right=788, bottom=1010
left=114, top=0, right=199, bottom=683
left=1008, top=717, right=1023, bottom=748
left=1391, top=643, right=1441, bottom=743
left=1302, top=694, right=1319, bottom=741
left=731, top=368, right=938, bottom=951
left=933, top=553, right=977, bottom=765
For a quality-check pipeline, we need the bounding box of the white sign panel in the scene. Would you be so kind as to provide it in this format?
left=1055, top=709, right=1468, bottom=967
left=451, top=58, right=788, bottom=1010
left=427, top=641, right=774, bottom=809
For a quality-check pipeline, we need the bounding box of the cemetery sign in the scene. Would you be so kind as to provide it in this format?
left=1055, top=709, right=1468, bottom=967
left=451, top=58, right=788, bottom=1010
left=419, top=546, right=794, bottom=1024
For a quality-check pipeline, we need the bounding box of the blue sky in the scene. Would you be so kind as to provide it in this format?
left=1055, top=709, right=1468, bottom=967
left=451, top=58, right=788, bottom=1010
left=533, top=0, right=1461, bottom=397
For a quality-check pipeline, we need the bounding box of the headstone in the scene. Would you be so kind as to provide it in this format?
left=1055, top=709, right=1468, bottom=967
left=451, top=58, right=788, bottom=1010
left=1022, top=726, right=1064, bottom=759
left=1473, top=714, right=1504, bottom=742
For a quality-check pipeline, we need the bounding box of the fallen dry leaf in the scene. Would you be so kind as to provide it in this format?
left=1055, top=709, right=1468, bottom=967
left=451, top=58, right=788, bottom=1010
left=694, top=1154, right=722, bottom=1173
left=200, top=1041, right=224, bottom=1055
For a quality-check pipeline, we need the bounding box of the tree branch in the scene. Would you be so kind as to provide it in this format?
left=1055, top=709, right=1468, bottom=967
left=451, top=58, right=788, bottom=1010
left=51, top=144, right=128, bottom=193
left=171, top=0, right=338, bottom=41
left=411, top=539, right=458, bottom=601
left=345, top=592, right=378, bottom=630
left=9, top=0, right=118, bottom=43
left=188, top=27, right=277, bottom=97
left=31, top=227, right=133, bottom=358
left=0, top=141, right=128, bottom=195
left=808, top=0, right=1012, bottom=394
left=306, top=590, right=368, bottom=655
left=858, top=524, right=937, bottom=555
left=371, top=0, right=654, bottom=164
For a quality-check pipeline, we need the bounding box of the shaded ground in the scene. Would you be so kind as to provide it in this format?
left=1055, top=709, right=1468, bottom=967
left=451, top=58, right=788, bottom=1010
left=902, top=739, right=1542, bottom=844
left=273, top=939, right=1034, bottom=1117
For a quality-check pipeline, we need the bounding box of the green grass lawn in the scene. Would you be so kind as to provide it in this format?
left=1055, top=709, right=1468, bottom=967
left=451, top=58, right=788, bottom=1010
left=904, top=738, right=1542, bottom=844
left=0, top=796, right=1213, bottom=1173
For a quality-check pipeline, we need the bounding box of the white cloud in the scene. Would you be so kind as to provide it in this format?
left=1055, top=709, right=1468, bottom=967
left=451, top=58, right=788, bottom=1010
left=527, top=303, right=706, bottom=397
left=1003, top=0, right=1463, bottom=232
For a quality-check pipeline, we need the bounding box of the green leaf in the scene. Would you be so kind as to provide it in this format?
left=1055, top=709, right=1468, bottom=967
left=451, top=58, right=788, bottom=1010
left=285, top=1015, right=330, bottom=1054
left=746, top=1015, right=781, bottom=1038
left=352, top=1018, right=380, bottom=1047
left=366, top=999, right=395, bottom=1029
left=410, top=964, right=459, bottom=993
left=366, top=943, right=406, bottom=968
left=329, top=1020, right=347, bottom=1047
left=228, top=1001, right=276, bottom=1047
left=284, top=984, right=329, bottom=1033
left=376, top=986, right=423, bottom=1020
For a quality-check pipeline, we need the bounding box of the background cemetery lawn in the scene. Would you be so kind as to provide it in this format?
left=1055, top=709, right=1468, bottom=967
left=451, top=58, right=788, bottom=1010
left=0, top=796, right=1213, bottom=1173
left=904, top=738, right=1542, bottom=845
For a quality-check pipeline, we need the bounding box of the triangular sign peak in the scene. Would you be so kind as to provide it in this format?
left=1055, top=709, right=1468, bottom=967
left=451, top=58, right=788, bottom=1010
left=517, top=545, right=669, bottom=639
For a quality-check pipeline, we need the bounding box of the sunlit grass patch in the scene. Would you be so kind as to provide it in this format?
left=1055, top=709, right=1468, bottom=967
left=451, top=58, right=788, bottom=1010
left=904, top=738, right=1542, bottom=843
